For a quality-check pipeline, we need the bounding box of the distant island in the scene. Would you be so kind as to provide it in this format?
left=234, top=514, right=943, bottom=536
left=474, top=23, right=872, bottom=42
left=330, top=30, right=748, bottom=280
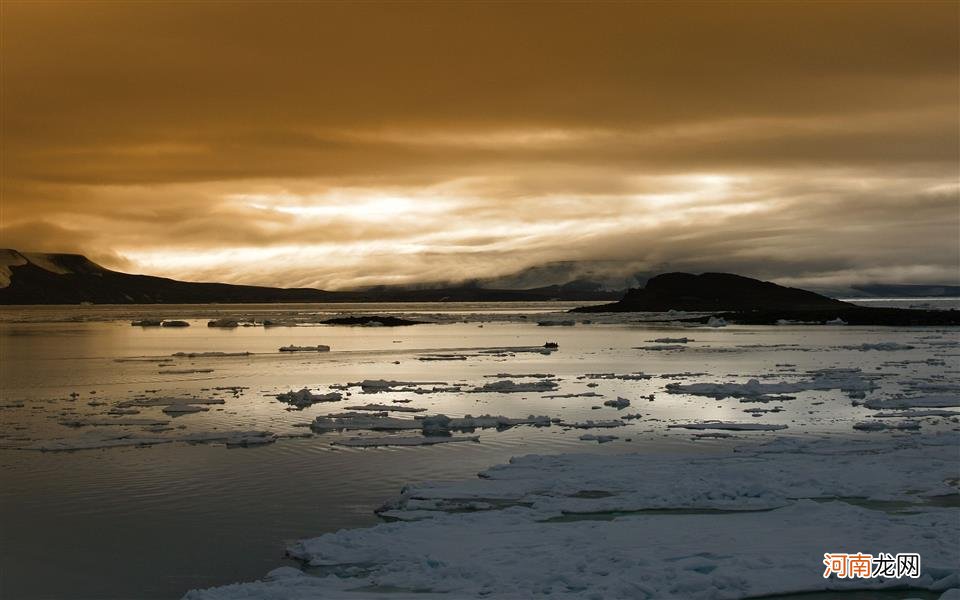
left=572, top=272, right=960, bottom=326
left=0, top=250, right=621, bottom=305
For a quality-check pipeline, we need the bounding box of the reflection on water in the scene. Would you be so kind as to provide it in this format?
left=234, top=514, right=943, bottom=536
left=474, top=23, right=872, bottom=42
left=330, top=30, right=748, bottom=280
left=0, top=303, right=957, bottom=599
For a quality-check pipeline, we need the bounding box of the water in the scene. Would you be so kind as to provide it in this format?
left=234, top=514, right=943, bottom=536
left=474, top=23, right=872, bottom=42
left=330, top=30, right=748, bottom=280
left=0, top=303, right=957, bottom=599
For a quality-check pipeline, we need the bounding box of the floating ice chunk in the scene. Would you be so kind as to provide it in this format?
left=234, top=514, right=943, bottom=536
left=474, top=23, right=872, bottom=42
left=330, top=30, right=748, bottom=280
left=635, top=344, right=686, bottom=351
left=311, top=415, right=422, bottom=431
left=471, top=380, right=559, bottom=393
left=313, top=413, right=551, bottom=434
left=871, top=409, right=960, bottom=418
left=852, top=421, right=921, bottom=431
left=667, top=373, right=875, bottom=398
left=21, top=429, right=276, bottom=451
left=486, top=373, right=555, bottom=379
left=207, top=319, right=239, bottom=328
left=824, top=317, right=847, bottom=325
left=669, top=421, right=787, bottom=431
left=180, top=430, right=277, bottom=446
left=560, top=420, right=625, bottom=429
left=325, top=411, right=388, bottom=418
left=161, top=404, right=209, bottom=415
left=706, top=316, right=727, bottom=327
left=477, top=345, right=556, bottom=355
left=863, top=395, right=960, bottom=410
left=333, top=435, right=480, bottom=447
left=344, top=404, right=427, bottom=413
left=263, top=567, right=303, bottom=581
left=842, top=342, right=915, bottom=351
left=603, top=397, right=630, bottom=410
left=775, top=319, right=819, bottom=325
left=171, top=352, right=251, bottom=358
left=579, top=434, right=618, bottom=443
left=278, top=345, right=330, bottom=352
left=275, top=388, right=343, bottom=408
left=117, top=397, right=225, bottom=408
left=131, top=319, right=163, bottom=327
left=418, top=354, right=468, bottom=361
left=579, top=372, right=651, bottom=381
left=59, top=418, right=171, bottom=427
left=160, top=320, right=190, bottom=328
left=420, top=414, right=551, bottom=433
left=349, top=379, right=446, bottom=393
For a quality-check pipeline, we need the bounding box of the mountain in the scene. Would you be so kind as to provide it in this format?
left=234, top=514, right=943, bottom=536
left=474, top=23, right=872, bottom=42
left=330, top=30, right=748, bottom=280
left=573, top=272, right=848, bottom=312
left=0, top=250, right=622, bottom=305
left=571, top=271, right=960, bottom=326
left=847, top=283, right=960, bottom=298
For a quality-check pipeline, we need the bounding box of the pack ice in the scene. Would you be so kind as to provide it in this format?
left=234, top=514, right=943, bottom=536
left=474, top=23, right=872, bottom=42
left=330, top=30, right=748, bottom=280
left=182, top=433, right=960, bottom=599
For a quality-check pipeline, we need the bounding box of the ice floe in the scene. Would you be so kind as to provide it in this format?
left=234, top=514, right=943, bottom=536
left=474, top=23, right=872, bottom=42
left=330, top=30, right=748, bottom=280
left=171, top=352, right=251, bottom=358
left=161, top=404, right=210, bottom=415
left=871, top=409, right=960, bottom=418
left=471, top=380, right=559, bottom=393
left=59, top=418, right=171, bottom=427
left=559, top=420, right=625, bottom=429
left=602, top=397, right=631, bottom=409
left=666, top=372, right=876, bottom=399
left=343, top=403, right=427, bottom=413
left=843, top=342, right=916, bottom=351
left=278, top=345, right=330, bottom=352
left=19, top=430, right=277, bottom=452
left=332, top=435, right=480, bottom=448
left=669, top=421, right=787, bottom=431
left=863, top=395, right=960, bottom=410
left=853, top=421, right=921, bottom=431
left=275, top=388, right=343, bottom=408
left=578, top=434, right=618, bottom=443
left=312, top=413, right=552, bottom=434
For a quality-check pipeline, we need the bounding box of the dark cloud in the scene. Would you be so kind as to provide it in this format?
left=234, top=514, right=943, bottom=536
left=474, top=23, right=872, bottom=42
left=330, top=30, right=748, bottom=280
left=1, top=1, right=957, bottom=288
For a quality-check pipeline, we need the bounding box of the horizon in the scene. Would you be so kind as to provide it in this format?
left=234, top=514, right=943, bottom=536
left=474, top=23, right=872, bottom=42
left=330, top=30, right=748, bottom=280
left=2, top=2, right=958, bottom=291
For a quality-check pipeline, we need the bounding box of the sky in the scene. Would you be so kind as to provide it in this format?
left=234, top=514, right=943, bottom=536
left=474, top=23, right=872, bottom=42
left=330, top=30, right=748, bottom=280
left=2, top=1, right=958, bottom=291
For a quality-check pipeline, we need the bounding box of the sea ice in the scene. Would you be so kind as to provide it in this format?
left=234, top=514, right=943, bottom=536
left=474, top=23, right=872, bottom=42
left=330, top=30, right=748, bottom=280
left=853, top=421, right=921, bottom=431
left=706, top=316, right=727, bottom=327
left=471, top=380, right=559, bottom=393
left=332, top=435, right=480, bottom=448
left=669, top=422, right=787, bottom=431
left=185, top=433, right=960, bottom=599
left=603, top=397, right=631, bottom=409
left=579, top=434, right=618, bottom=443
left=275, top=388, right=343, bottom=408
left=863, top=395, right=960, bottom=410
left=278, top=345, right=331, bottom=352
left=344, top=404, right=427, bottom=413
left=666, top=372, right=875, bottom=399
left=842, top=342, right=915, bottom=351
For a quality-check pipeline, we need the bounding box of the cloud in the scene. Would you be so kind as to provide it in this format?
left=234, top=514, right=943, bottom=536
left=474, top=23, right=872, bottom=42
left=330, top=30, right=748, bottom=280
left=1, top=2, right=957, bottom=289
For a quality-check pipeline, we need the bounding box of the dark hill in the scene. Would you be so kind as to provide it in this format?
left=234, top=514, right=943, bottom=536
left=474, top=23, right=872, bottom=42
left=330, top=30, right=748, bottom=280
left=571, top=272, right=959, bottom=326
left=0, top=250, right=621, bottom=305
left=573, top=272, right=848, bottom=312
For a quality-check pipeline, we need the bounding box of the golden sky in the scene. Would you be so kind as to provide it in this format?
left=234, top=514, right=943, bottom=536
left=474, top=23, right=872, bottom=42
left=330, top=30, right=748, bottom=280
left=2, top=1, right=958, bottom=290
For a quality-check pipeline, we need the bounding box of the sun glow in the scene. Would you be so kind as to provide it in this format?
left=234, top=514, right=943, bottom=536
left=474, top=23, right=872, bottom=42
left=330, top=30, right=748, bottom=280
left=235, top=192, right=455, bottom=222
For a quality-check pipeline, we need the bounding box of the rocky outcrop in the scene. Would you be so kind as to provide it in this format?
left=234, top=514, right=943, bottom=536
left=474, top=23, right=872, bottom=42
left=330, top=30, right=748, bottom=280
left=574, top=273, right=849, bottom=313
